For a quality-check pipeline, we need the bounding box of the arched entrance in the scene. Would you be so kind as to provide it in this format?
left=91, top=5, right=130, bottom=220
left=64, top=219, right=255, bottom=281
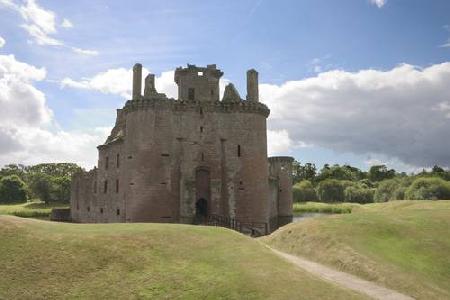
left=195, top=168, right=210, bottom=224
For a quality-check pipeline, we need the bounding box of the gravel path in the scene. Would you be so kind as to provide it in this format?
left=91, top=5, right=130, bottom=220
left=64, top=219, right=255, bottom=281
left=270, top=247, right=414, bottom=300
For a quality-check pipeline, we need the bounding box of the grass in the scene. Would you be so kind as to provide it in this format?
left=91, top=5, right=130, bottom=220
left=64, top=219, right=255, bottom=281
left=293, top=201, right=360, bottom=214
left=0, top=200, right=68, bottom=219
left=0, top=216, right=366, bottom=300
left=263, top=200, right=450, bottom=300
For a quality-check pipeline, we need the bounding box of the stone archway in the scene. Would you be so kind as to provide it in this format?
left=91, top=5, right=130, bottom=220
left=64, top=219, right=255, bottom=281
left=195, top=168, right=210, bottom=223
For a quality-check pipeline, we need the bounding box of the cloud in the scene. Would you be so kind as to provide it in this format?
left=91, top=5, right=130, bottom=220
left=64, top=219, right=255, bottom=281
left=71, top=47, right=99, bottom=56
left=440, top=39, right=450, bottom=48
left=0, top=53, right=107, bottom=168
left=61, top=18, right=73, bottom=28
left=61, top=68, right=179, bottom=99
left=260, top=62, right=450, bottom=168
left=0, top=0, right=98, bottom=55
left=0, top=36, right=4, bottom=48
left=267, top=129, right=293, bottom=156
left=369, top=0, right=386, bottom=8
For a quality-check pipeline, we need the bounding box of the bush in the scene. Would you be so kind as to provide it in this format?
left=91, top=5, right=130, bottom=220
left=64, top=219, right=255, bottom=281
left=405, top=177, right=450, bottom=200
left=374, top=178, right=412, bottom=202
left=293, top=180, right=318, bottom=202
left=344, top=185, right=375, bottom=203
left=0, top=175, right=28, bottom=203
left=317, top=179, right=353, bottom=202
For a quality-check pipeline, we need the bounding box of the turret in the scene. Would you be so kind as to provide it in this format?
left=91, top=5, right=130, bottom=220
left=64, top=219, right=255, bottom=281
left=174, top=64, right=223, bottom=102
left=246, top=69, right=259, bottom=102
left=132, top=63, right=142, bottom=99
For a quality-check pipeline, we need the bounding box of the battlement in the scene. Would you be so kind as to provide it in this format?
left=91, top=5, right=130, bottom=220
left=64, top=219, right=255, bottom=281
left=122, top=97, right=270, bottom=117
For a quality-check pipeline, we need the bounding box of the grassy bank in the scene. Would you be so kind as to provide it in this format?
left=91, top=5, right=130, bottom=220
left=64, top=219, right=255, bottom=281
left=0, top=201, right=68, bottom=219
left=0, top=216, right=365, bottom=300
left=263, top=200, right=450, bottom=300
left=293, top=201, right=360, bottom=214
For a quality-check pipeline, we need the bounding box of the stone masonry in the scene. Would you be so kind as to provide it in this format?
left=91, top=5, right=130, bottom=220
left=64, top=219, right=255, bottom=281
left=70, top=63, right=293, bottom=235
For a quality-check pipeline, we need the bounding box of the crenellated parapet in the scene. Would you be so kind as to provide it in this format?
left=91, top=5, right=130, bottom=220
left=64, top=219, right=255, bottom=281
left=122, top=97, right=270, bottom=117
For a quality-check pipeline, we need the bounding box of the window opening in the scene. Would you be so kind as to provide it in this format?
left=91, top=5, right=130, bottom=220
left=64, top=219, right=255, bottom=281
left=188, top=88, right=195, bottom=100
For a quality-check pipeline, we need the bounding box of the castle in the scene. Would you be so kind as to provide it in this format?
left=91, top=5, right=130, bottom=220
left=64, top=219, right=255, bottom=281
left=70, top=63, right=293, bottom=235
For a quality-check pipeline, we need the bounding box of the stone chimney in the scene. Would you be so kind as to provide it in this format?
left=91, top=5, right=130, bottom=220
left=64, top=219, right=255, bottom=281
left=132, top=63, right=142, bottom=99
left=246, top=69, right=259, bottom=102
left=144, top=73, right=156, bottom=97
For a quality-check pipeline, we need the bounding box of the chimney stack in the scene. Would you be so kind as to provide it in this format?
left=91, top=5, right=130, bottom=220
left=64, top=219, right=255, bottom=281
left=132, top=63, right=142, bottom=99
left=144, top=73, right=156, bottom=97
left=246, top=69, right=259, bottom=102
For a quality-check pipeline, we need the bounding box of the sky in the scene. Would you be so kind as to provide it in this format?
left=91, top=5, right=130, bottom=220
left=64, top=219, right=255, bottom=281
left=0, top=0, right=449, bottom=172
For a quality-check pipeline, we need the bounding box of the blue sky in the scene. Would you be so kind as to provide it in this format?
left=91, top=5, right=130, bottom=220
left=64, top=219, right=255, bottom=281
left=0, top=0, right=450, bottom=171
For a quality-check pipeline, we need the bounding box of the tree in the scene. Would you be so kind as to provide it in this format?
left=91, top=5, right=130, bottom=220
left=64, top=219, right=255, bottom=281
left=0, top=175, right=28, bottom=203
left=29, top=173, right=54, bottom=204
left=292, top=161, right=316, bottom=184
left=317, top=179, right=352, bottom=202
left=405, top=177, right=450, bottom=200
left=293, top=180, right=318, bottom=202
left=344, top=185, right=374, bottom=203
left=368, top=165, right=396, bottom=182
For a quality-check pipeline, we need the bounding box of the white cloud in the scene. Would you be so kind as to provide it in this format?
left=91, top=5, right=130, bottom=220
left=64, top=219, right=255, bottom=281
left=0, top=54, right=107, bottom=168
left=71, top=47, right=99, bottom=56
left=440, top=40, right=450, bottom=48
left=0, top=0, right=98, bottom=55
left=260, top=62, right=450, bottom=168
left=267, top=129, right=293, bottom=156
left=61, top=67, right=179, bottom=99
left=369, top=0, right=386, bottom=8
left=0, top=36, right=5, bottom=48
left=61, top=18, right=73, bottom=28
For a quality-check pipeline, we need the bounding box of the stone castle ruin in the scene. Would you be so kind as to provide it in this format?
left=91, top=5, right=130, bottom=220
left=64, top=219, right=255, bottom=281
left=70, top=63, right=293, bottom=235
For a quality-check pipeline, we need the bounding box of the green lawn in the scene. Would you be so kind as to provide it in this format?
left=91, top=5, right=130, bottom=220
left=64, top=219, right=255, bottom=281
left=0, top=201, right=67, bottom=219
left=0, top=216, right=366, bottom=300
left=263, top=200, right=450, bottom=300
left=293, top=201, right=360, bottom=214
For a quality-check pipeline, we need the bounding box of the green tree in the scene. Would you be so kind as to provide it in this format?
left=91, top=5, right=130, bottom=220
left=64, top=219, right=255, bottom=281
left=405, top=177, right=450, bottom=200
left=344, top=185, right=375, bottom=203
left=29, top=173, right=55, bottom=204
left=317, top=179, right=352, bottom=202
left=293, top=180, right=318, bottom=202
left=0, top=175, right=28, bottom=203
left=368, top=165, right=396, bottom=182
left=292, top=161, right=316, bottom=184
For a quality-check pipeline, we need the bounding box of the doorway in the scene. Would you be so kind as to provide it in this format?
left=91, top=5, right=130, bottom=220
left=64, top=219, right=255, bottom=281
left=195, top=168, right=210, bottom=223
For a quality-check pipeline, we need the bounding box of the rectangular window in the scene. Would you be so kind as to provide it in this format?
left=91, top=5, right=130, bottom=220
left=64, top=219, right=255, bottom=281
left=93, top=181, right=97, bottom=193
left=105, top=156, right=109, bottom=170
left=116, top=179, right=119, bottom=193
left=200, top=126, right=203, bottom=133
left=188, top=88, right=195, bottom=101
left=116, top=153, right=120, bottom=168
left=237, top=145, right=241, bottom=157
left=104, top=180, right=108, bottom=193
left=100, top=208, right=103, bottom=214
left=87, top=206, right=90, bottom=212
left=116, top=209, right=120, bottom=216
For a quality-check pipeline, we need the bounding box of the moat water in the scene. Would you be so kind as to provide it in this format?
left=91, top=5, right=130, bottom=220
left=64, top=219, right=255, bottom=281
left=292, top=212, right=331, bottom=223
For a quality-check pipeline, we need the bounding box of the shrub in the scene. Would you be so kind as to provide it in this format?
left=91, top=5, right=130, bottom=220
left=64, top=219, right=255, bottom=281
left=405, top=177, right=450, bottom=200
left=317, top=179, right=353, bottom=202
left=0, top=175, right=28, bottom=203
left=293, top=180, right=318, bottom=202
left=344, top=185, right=375, bottom=203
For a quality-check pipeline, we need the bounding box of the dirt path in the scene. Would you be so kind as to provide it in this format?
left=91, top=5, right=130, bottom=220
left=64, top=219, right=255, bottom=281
left=269, top=247, right=414, bottom=300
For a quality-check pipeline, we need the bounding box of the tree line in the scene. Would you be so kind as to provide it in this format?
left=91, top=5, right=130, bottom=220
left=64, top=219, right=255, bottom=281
left=292, top=162, right=450, bottom=203
left=0, top=163, right=82, bottom=204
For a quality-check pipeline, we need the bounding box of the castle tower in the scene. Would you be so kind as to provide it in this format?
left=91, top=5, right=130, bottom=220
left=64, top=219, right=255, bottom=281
left=174, top=64, right=223, bottom=102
